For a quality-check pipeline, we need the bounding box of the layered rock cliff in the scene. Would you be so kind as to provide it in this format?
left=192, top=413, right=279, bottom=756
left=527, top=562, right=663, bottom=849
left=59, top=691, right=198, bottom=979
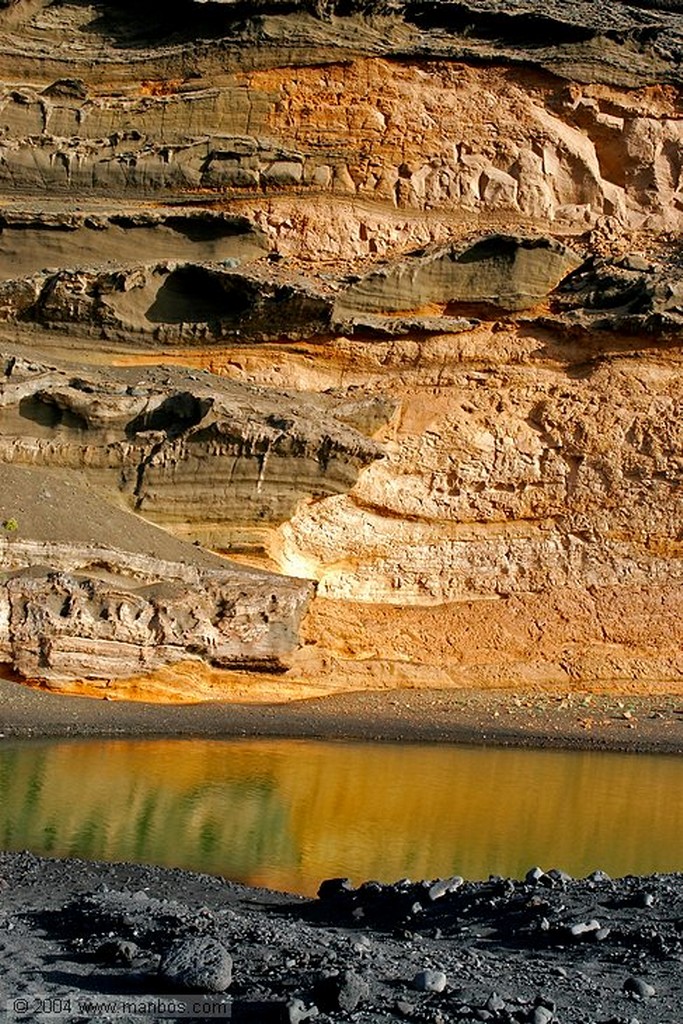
left=0, top=0, right=681, bottom=695
left=0, top=464, right=315, bottom=682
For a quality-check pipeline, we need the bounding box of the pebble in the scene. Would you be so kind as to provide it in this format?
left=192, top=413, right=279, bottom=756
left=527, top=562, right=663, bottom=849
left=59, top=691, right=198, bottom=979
left=532, top=1008, right=554, bottom=1024
left=413, top=969, right=447, bottom=993
left=428, top=876, right=464, bottom=901
left=569, top=918, right=602, bottom=938
left=623, top=976, right=656, bottom=998
left=287, top=998, right=319, bottom=1023
left=396, top=1000, right=417, bottom=1016
left=315, top=969, right=369, bottom=1011
left=159, top=936, right=233, bottom=993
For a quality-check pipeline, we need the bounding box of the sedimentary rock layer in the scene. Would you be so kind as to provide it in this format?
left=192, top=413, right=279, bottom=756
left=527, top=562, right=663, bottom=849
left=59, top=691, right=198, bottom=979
left=0, top=208, right=268, bottom=280
left=334, top=237, right=582, bottom=318
left=0, top=465, right=313, bottom=682
left=0, top=350, right=383, bottom=545
left=0, top=1, right=680, bottom=257
left=0, top=0, right=681, bottom=693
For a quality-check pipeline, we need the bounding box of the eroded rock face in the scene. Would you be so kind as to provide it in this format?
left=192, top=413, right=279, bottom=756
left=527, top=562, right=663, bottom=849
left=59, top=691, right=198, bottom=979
left=275, top=334, right=683, bottom=605
left=1, top=261, right=334, bottom=342
left=0, top=347, right=382, bottom=683
left=0, top=0, right=681, bottom=693
left=0, top=466, right=314, bottom=682
left=0, top=209, right=268, bottom=280
left=553, top=255, right=683, bottom=334
left=237, top=61, right=683, bottom=257
left=0, top=2, right=679, bottom=261
left=334, top=237, right=582, bottom=318
left=0, top=352, right=383, bottom=547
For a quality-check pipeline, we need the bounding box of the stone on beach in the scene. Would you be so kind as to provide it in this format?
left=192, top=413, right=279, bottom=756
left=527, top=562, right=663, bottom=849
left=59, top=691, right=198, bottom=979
left=624, top=977, right=656, bottom=998
left=159, top=936, right=233, bottom=993
left=314, top=969, right=370, bottom=1011
left=413, top=969, right=448, bottom=993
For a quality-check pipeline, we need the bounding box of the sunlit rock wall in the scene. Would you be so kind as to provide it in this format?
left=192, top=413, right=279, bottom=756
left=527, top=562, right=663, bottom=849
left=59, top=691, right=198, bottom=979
left=0, top=0, right=681, bottom=691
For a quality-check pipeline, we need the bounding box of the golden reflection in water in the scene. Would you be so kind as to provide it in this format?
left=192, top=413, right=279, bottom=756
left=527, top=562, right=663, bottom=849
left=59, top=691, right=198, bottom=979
left=1, top=739, right=682, bottom=896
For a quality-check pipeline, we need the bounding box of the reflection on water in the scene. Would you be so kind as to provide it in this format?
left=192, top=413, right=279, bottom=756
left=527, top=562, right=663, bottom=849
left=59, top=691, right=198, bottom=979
left=1, top=738, right=682, bottom=895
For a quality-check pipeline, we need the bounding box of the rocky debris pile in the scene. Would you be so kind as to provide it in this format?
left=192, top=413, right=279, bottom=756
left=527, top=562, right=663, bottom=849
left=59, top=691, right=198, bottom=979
left=4, top=852, right=683, bottom=1023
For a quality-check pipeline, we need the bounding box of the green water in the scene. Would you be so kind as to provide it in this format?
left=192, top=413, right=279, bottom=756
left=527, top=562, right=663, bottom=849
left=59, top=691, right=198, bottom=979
left=0, top=737, right=681, bottom=895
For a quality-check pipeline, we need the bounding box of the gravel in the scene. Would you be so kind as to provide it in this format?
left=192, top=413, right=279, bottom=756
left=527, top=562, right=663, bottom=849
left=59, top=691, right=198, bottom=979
left=2, top=852, right=683, bottom=1023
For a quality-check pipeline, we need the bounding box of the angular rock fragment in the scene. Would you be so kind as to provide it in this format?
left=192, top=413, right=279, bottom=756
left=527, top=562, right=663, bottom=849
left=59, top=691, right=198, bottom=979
left=160, top=935, right=233, bottom=992
left=287, top=999, right=319, bottom=1023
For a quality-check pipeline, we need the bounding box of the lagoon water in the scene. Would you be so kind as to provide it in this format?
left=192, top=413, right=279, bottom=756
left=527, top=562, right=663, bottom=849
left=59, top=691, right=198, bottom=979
left=1, top=738, right=682, bottom=895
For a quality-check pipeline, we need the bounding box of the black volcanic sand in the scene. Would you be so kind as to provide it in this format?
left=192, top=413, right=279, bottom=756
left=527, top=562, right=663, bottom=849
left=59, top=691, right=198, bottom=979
left=2, top=851, right=683, bottom=1023
left=3, top=681, right=683, bottom=1022
left=3, top=676, right=683, bottom=753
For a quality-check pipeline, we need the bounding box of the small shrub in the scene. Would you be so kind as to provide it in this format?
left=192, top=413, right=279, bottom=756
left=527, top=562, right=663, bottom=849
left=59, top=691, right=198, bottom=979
left=3, top=517, right=19, bottom=532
